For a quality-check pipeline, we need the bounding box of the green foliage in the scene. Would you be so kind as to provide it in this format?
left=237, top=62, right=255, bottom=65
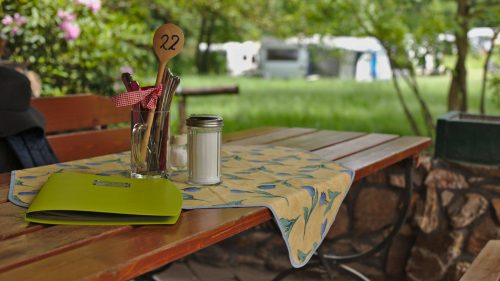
left=176, top=72, right=498, bottom=136
left=1, top=0, right=154, bottom=96
left=491, top=75, right=500, bottom=106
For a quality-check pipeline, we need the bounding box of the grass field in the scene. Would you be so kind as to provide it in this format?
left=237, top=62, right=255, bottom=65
left=169, top=69, right=499, bottom=137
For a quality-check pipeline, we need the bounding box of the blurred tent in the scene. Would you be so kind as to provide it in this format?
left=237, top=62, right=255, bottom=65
left=199, top=35, right=393, bottom=81
left=439, top=27, right=499, bottom=53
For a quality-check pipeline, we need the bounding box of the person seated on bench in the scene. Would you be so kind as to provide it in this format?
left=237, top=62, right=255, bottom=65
left=0, top=66, right=57, bottom=173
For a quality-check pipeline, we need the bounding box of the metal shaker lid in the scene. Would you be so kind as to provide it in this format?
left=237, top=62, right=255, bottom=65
left=186, top=115, right=223, bottom=128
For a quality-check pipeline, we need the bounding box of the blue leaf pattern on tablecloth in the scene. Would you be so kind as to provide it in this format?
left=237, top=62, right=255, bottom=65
left=279, top=216, right=299, bottom=239
left=222, top=173, right=250, bottom=180
left=324, top=191, right=341, bottom=215
left=254, top=190, right=289, bottom=205
left=230, top=189, right=253, bottom=194
left=320, top=219, right=327, bottom=238
left=302, top=164, right=322, bottom=169
left=183, top=187, right=202, bottom=192
left=298, top=170, right=314, bottom=173
left=260, top=180, right=282, bottom=185
left=295, top=174, right=314, bottom=179
left=182, top=193, right=206, bottom=201
left=303, top=186, right=315, bottom=197
left=19, top=175, right=38, bottom=179
left=214, top=200, right=245, bottom=206
left=297, top=249, right=311, bottom=263
left=15, top=179, right=32, bottom=187
left=302, top=186, right=318, bottom=236
left=319, top=192, right=327, bottom=206
left=258, top=184, right=276, bottom=190
left=18, top=191, right=39, bottom=195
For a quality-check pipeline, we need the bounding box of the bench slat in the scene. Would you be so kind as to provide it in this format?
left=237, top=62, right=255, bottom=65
left=32, top=95, right=130, bottom=133
left=48, top=128, right=130, bottom=162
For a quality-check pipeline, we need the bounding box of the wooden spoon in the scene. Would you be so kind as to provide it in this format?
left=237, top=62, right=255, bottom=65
left=140, top=23, right=184, bottom=164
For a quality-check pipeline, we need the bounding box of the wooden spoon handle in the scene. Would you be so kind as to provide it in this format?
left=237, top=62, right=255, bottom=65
left=139, top=61, right=167, bottom=163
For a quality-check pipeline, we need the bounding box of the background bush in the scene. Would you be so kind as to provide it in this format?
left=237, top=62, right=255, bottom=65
left=1, top=0, right=157, bottom=96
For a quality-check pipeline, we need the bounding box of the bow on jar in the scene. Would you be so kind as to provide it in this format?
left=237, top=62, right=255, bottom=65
left=111, top=85, right=163, bottom=110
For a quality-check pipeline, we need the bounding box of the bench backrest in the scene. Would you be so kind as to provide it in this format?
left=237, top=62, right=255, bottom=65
left=31, top=94, right=130, bottom=162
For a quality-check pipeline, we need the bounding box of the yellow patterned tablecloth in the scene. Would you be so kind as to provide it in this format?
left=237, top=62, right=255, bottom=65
left=9, top=145, right=354, bottom=268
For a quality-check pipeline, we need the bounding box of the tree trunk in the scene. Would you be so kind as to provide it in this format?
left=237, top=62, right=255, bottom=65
left=479, top=30, right=499, bottom=114
left=195, top=15, right=207, bottom=74
left=391, top=74, right=422, bottom=136
left=404, top=70, right=435, bottom=137
left=199, top=13, right=216, bottom=74
left=385, top=57, right=422, bottom=136
left=447, top=0, right=469, bottom=112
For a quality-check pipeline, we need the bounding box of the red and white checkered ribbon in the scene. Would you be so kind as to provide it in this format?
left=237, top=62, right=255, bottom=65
left=111, top=85, right=163, bottom=109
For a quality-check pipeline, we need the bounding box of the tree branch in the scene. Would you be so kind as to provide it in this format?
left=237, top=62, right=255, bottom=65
left=480, top=29, right=499, bottom=114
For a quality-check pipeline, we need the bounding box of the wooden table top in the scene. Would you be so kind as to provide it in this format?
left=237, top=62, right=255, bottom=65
left=0, top=127, right=431, bottom=281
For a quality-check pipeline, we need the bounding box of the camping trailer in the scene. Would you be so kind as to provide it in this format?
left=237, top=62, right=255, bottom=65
left=258, top=37, right=309, bottom=78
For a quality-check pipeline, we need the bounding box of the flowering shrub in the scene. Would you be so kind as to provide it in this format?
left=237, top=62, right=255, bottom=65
left=57, top=10, right=80, bottom=41
left=1, top=13, right=27, bottom=35
left=0, top=0, right=154, bottom=96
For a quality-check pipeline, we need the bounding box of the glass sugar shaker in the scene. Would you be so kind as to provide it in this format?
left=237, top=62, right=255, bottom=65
left=186, top=115, right=223, bottom=185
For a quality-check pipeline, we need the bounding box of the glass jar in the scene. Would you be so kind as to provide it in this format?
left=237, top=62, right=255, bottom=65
left=130, top=110, right=170, bottom=178
left=186, top=115, right=223, bottom=185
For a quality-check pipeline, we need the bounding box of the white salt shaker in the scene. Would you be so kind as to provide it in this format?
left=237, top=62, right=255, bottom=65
left=169, top=134, right=187, bottom=172
left=186, top=115, right=223, bottom=185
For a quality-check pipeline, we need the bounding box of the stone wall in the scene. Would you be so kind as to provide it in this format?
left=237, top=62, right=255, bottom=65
left=190, top=158, right=500, bottom=280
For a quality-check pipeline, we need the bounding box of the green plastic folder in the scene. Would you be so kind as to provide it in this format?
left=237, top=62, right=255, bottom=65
left=25, top=172, right=183, bottom=225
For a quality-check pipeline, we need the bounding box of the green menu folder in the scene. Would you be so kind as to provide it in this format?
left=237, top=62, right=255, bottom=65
left=25, top=172, right=182, bottom=225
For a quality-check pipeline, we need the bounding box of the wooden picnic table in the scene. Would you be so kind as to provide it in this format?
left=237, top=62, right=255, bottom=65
left=0, top=127, right=431, bottom=280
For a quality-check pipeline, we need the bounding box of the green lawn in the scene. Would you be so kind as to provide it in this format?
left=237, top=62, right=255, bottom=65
left=169, top=70, right=499, bottom=137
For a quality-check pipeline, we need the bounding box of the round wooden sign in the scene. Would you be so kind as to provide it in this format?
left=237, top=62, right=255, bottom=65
left=153, top=23, right=185, bottom=63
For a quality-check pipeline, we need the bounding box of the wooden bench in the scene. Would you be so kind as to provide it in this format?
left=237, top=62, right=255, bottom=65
left=31, top=86, right=239, bottom=162
left=31, top=95, right=131, bottom=162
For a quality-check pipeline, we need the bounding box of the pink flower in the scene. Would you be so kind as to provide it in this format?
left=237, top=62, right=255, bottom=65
left=2, top=13, right=27, bottom=35
left=60, top=21, right=81, bottom=41
left=10, top=27, right=19, bottom=35
left=13, top=13, right=27, bottom=25
left=57, top=9, right=76, bottom=22
left=88, top=0, right=101, bottom=13
left=1, top=15, right=13, bottom=25
left=75, top=0, right=101, bottom=13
